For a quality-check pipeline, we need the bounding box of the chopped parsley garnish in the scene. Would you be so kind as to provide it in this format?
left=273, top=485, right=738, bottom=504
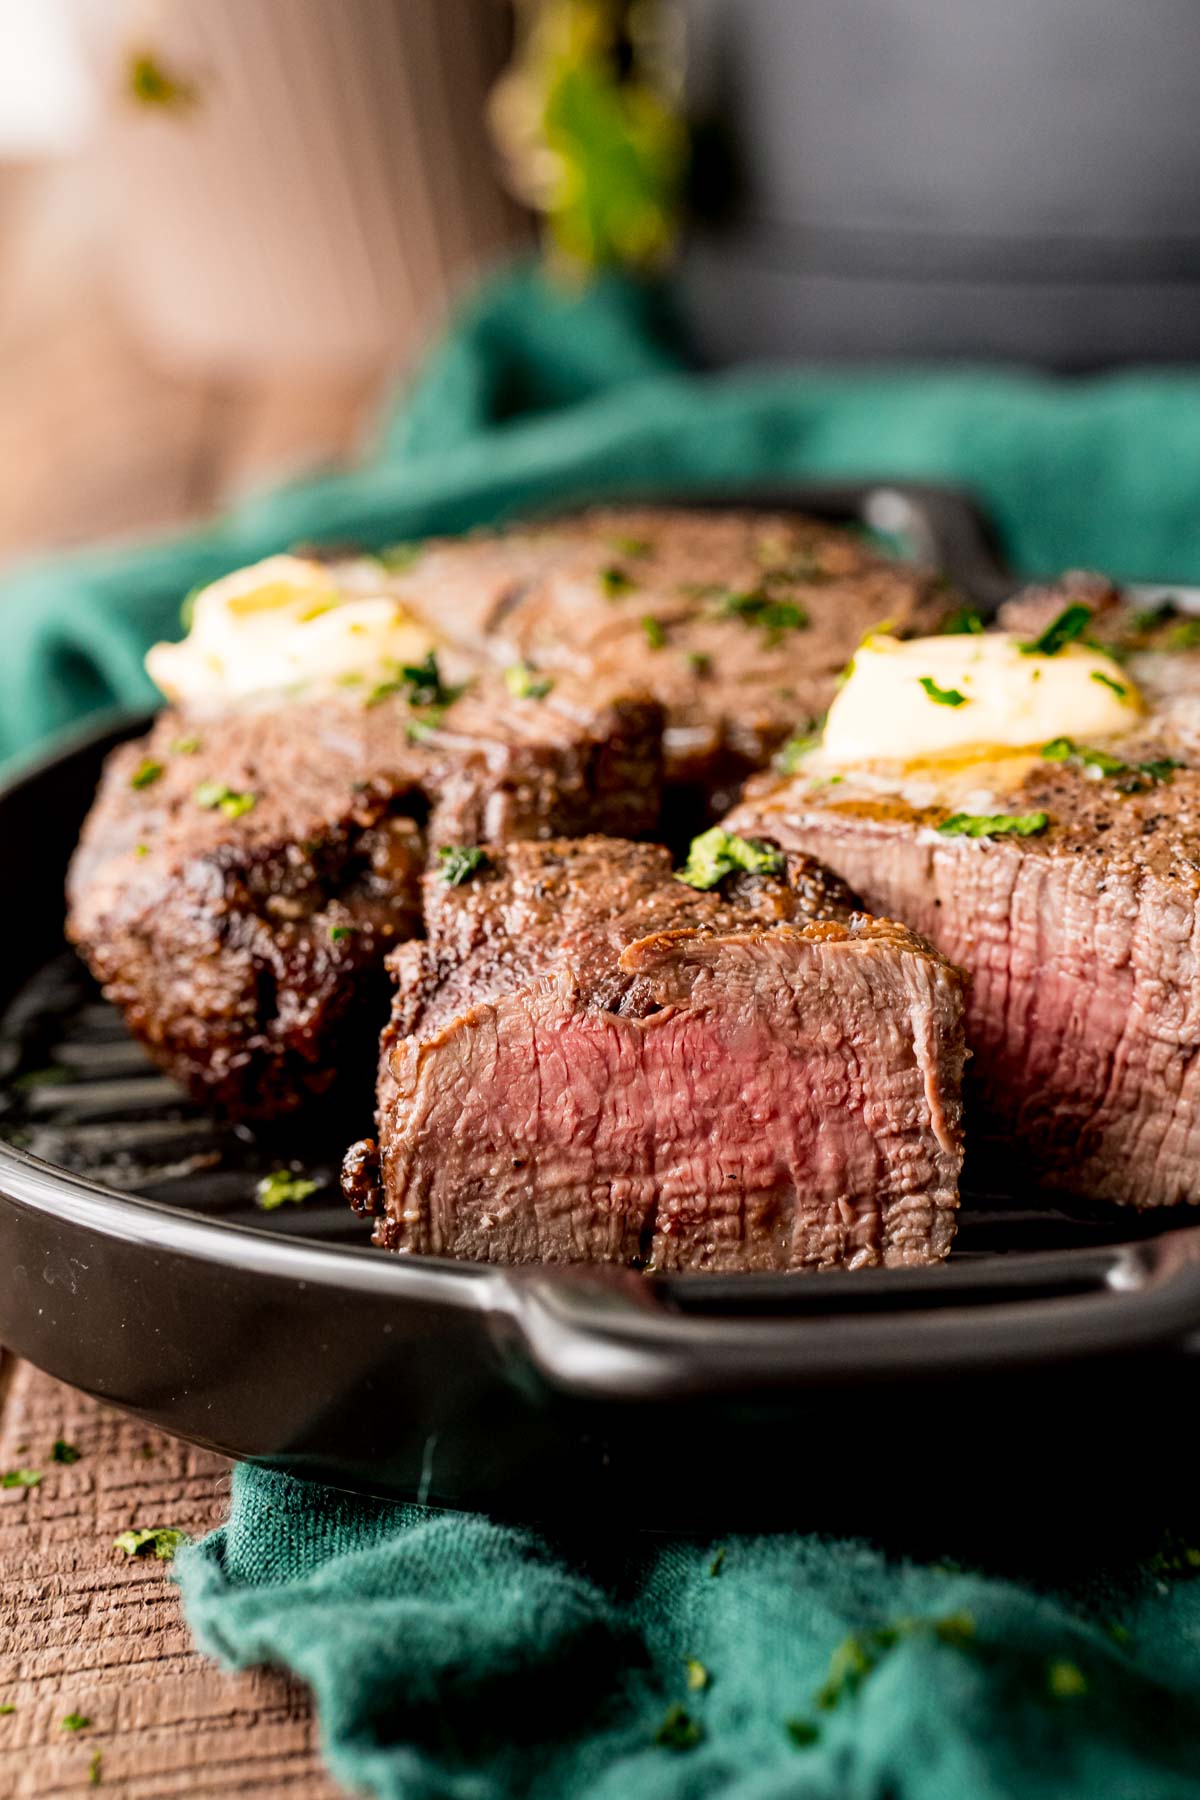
left=256, top=1171, right=318, bottom=1211
left=328, top=924, right=353, bottom=945
left=684, top=1659, right=710, bottom=1691
left=653, top=1704, right=704, bottom=1751
left=438, top=845, right=488, bottom=888
left=134, top=844, right=149, bottom=859
left=938, top=812, right=1049, bottom=839
left=709, top=1547, right=726, bottom=1577
left=1165, top=618, right=1200, bottom=651
left=0, top=1704, right=14, bottom=1715
left=179, top=584, right=203, bottom=630
left=113, top=1526, right=186, bottom=1560
left=375, top=541, right=424, bottom=573
left=1, top=1469, right=41, bottom=1489
left=641, top=615, right=667, bottom=649
left=815, top=1612, right=975, bottom=1713
left=504, top=664, right=554, bottom=700
left=786, top=1719, right=819, bottom=1747
left=194, top=782, right=256, bottom=819
left=685, top=650, right=712, bottom=676
left=1090, top=671, right=1129, bottom=699
left=1041, top=737, right=1181, bottom=791
left=170, top=734, right=201, bottom=755
left=1046, top=1659, right=1088, bottom=1699
left=599, top=564, right=635, bottom=598
left=719, top=591, right=809, bottom=637
left=942, top=606, right=986, bottom=635
left=677, top=829, right=784, bottom=891
left=367, top=651, right=464, bottom=714
left=1133, top=598, right=1179, bottom=632
left=1022, top=603, right=1092, bottom=657
left=61, top=1713, right=91, bottom=1732
left=52, top=1440, right=80, bottom=1465
left=129, top=759, right=163, bottom=790
left=89, top=1750, right=103, bottom=1787
left=776, top=732, right=822, bottom=774
left=398, top=651, right=462, bottom=710
left=607, top=535, right=652, bottom=559
left=917, top=676, right=967, bottom=707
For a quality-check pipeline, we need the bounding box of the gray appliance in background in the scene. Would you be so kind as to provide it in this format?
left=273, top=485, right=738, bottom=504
left=681, top=0, right=1200, bottom=366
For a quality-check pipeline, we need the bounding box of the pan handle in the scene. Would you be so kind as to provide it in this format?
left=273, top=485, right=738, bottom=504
left=499, top=1229, right=1200, bottom=1401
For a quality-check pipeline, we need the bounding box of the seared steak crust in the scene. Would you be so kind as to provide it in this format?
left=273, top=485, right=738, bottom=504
left=380, top=507, right=950, bottom=797
left=350, top=838, right=966, bottom=1271
left=67, top=678, right=662, bottom=1117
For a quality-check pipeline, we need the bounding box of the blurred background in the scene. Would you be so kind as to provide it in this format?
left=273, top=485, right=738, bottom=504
left=3, top=0, right=1199, bottom=565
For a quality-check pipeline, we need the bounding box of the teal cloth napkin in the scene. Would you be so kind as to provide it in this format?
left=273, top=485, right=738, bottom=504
left=8, top=262, right=1200, bottom=1796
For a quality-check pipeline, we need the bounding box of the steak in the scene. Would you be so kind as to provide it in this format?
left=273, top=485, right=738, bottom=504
left=343, top=838, right=967, bottom=1271
left=727, top=604, right=1200, bottom=1208
left=67, top=674, right=662, bottom=1118
left=371, top=506, right=950, bottom=804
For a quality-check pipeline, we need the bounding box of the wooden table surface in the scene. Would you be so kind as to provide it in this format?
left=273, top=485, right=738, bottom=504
left=0, top=160, right=398, bottom=1797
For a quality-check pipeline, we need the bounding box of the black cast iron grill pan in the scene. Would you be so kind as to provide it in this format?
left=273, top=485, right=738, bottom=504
left=3, top=482, right=1200, bottom=1529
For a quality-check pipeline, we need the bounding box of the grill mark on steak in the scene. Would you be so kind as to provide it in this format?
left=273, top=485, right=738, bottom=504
left=350, top=837, right=966, bottom=1271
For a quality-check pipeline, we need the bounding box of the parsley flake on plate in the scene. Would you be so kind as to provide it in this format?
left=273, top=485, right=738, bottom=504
left=60, top=1713, right=91, bottom=1733
left=52, top=1440, right=80, bottom=1465
left=640, top=615, right=667, bottom=649
left=1, top=1468, right=41, bottom=1489
left=676, top=829, right=784, bottom=891
left=129, top=760, right=163, bottom=790
left=256, top=1171, right=318, bottom=1211
left=599, top=564, right=635, bottom=598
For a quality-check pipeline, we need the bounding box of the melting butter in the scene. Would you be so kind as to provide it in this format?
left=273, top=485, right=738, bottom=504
left=145, top=555, right=436, bottom=708
left=822, top=632, right=1140, bottom=766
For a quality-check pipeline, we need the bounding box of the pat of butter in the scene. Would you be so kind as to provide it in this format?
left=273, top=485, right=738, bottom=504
left=145, top=555, right=436, bottom=708
left=822, top=632, right=1141, bottom=765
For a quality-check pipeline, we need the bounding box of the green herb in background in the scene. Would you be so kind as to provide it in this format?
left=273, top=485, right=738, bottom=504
left=786, top=1718, right=819, bottom=1747
left=1047, top=1660, right=1089, bottom=1699
left=256, top=1172, right=318, bottom=1212
left=917, top=676, right=967, bottom=707
left=1022, top=604, right=1092, bottom=656
left=170, top=735, right=202, bottom=755
left=113, top=1527, right=186, bottom=1561
left=708, top=1546, right=726, bottom=1577
left=61, top=1713, right=91, bottom=1733
left=685, top=650, right=712, bottom=676
left=677, top=829, right=784, bottom=891
left=491, top=0, right=688, bottom=272
left=127, top=49, right=198, bottom=110
left=89, top=1750, right=103, bottom=1787
left=328, top=924, right=354, bottom=945
left=129, top=760, right=163, bottom=790
left=775, top=732, right=822, bottom=774
left=438, top=845, right=489, bottom=888
left=938, top=812, right=1049, bottom=839
left=640, top=614, right=666, bottom=649
left=51, top=1441, right=80, bottom=1465
left=1, top=1469, right=41, bottom=1489
left=942, top=606, right=986, bottom=635
left=608, top=535, right=652, bottom=558
left=1132, top=598, right=1179, bottom=632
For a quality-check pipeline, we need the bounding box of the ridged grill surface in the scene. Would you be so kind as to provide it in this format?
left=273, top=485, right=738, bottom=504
left=0, top=951, right=1189, bottom=1262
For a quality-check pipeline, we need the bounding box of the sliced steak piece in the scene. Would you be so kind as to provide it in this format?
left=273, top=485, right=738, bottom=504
left=727, top=701, right=1200, bottom=1209
left=372, top=506, right=950, bottom=802
left=345, top=838, right=966, bottom=1272
left=67, top=676, right=662, bottom=1119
